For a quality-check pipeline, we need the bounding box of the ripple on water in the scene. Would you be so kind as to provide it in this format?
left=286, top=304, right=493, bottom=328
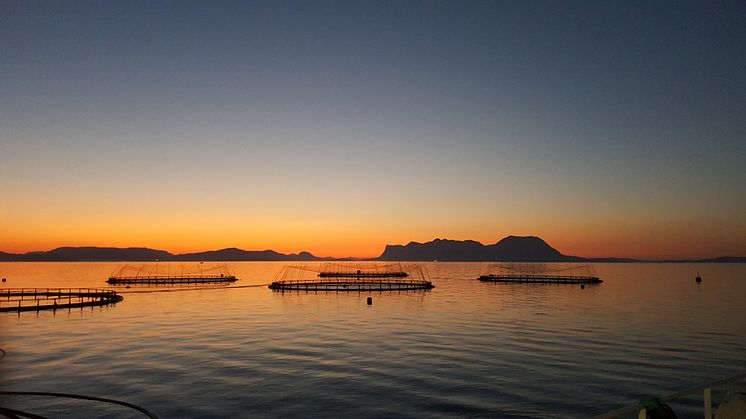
left=1, top=262, right=745, bottom=418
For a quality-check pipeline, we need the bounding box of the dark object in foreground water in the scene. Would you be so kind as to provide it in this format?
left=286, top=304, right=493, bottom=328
left=367, top=297, right=372, bottom=305
left=641, top=399, right=678, bottom=419
left=696, top=272, right=702, bottom=283
left=0, top=391, right=158, bottom=419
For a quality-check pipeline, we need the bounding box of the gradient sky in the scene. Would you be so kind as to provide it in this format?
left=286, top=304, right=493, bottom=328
left=1, top=1, right=745, bottom=259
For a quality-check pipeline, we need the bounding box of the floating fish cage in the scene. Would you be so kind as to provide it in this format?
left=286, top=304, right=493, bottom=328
left=0, top=288, right=123, bottom=312
left=479, top=263, right=602, bottom=284
left=317, top=262, right=409, bottom=278
left=107, top=263, right=237, bottom=285
left=268, top=262, right=434, bottom=291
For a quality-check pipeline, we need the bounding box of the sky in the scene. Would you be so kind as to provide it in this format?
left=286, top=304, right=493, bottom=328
left=1, top=0, right=745, bottom=259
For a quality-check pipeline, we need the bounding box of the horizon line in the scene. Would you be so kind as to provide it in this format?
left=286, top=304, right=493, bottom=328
left=2, top=242, right=744, bottom=262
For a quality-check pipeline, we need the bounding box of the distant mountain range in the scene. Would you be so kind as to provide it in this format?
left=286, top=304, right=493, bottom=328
left=379, top=236, right=578, bottom=261
left=1, top=236, right=744, bottom=262
left=0, top=247, right=330, bottom=262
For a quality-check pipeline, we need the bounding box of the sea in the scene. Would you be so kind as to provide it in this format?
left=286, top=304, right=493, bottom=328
left=0, top=262, right=744, bottom=418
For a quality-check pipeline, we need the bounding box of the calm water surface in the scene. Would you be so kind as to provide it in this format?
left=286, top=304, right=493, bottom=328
left=1, top=262, right=745, bottom=418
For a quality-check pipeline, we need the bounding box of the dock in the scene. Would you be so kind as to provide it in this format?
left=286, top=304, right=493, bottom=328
left=0, top=288, right=123, bottom=312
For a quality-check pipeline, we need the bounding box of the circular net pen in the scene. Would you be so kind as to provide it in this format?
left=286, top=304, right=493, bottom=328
left=478, top=263, right=602, bottom=284
left=268, top=262, right=434, bottom=291
left=107, top=263, right=237, bottom=285
left=0, top=288, right=123, bottom=312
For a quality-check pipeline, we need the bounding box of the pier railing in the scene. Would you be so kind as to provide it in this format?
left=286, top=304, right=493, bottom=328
left=593, top=372, right=746, bottom=419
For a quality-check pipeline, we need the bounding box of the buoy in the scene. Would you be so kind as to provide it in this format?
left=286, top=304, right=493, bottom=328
left=580, top=284, right=585, bottom=289
left=1, top=278, right=6, bottom=282
left=696, top=272, right=702, bottom=283
left=367, top=297, right=372, bottom=305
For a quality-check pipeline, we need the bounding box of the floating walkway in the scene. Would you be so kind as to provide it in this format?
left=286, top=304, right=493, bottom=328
left=107, top=263, right=237, bottom=285
left=269, top=262, right=433, bottom=291
left=318, top=271, right=408, bottom=278
left=478, top=263, right=602, bottom=284
left=0, top=288, right=123, bottom=312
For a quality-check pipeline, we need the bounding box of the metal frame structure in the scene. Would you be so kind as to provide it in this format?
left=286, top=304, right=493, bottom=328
left=107, top=263, right=237, bottom=284
left=479, top=263, right=602, bottom=284
left=268, top=263, right=434, bottom=291
left=0, top=288, right=123, bottom=312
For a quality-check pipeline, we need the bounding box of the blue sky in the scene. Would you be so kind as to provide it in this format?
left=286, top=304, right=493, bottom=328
left=1, top=1, right=744, bottom=258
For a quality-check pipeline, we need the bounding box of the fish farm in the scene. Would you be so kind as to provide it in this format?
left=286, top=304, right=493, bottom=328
left=107, top=263, right=237, bottom=285
left=478, top=263, right=602, bottom=284
left=0, top=288, right=123, bottom=312
left=268, top=262, right=434, bottom=291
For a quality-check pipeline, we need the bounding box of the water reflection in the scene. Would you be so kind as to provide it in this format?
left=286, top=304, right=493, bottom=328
left=0, top=262, right=744, bottom=417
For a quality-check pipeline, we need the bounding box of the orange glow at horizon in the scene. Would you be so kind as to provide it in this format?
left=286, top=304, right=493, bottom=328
left=2, top=216, right=744, bottom=260
left=1, top=175, right=744, bottom=260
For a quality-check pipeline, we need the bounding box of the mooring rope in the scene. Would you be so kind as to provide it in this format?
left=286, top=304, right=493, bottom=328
left=116, top=284, right=271, bottom=294
left=0, top=405, right=48, bottom=418
left=0, top=391, right=158, bottom=418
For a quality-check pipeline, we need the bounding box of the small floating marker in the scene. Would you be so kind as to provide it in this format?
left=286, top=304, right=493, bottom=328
left=1, top=278, right=6, bottom=282
left=580, top=284, right=585, bottom=289
left=696, top=272, right=702, bottom=283
left=367, top=297, right=372, bottom=305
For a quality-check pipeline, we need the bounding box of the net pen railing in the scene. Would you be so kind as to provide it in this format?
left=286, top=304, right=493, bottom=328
left=0, top=288, right=123, bottom=312
left=479, top=263, right=601, bottom=283
left=108, top=263, right=237, bottom=284
left=269, top=263, right=434, bottom=291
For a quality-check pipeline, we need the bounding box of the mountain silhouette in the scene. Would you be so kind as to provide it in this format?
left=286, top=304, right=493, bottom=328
left=0, top=247, right=325, bottom=262
left=11, top=247, right=173, bottom=262
left=0, top=239, right=743, bottom=262
left=378, top=236, right=582, bottom=261
left=172, top=248, right=325, bottom=261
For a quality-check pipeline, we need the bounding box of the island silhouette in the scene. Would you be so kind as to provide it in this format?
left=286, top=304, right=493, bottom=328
left=1, top=236, right=743, bottom=263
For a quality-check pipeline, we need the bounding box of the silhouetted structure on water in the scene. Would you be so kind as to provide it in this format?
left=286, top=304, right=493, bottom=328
left=107, top=263, right=237, bottom=285
left=269, top=263, right=433, bottom=291
left=0, top=288, right=123, bottom=312
left=479, top=263, right=602, bottom=284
